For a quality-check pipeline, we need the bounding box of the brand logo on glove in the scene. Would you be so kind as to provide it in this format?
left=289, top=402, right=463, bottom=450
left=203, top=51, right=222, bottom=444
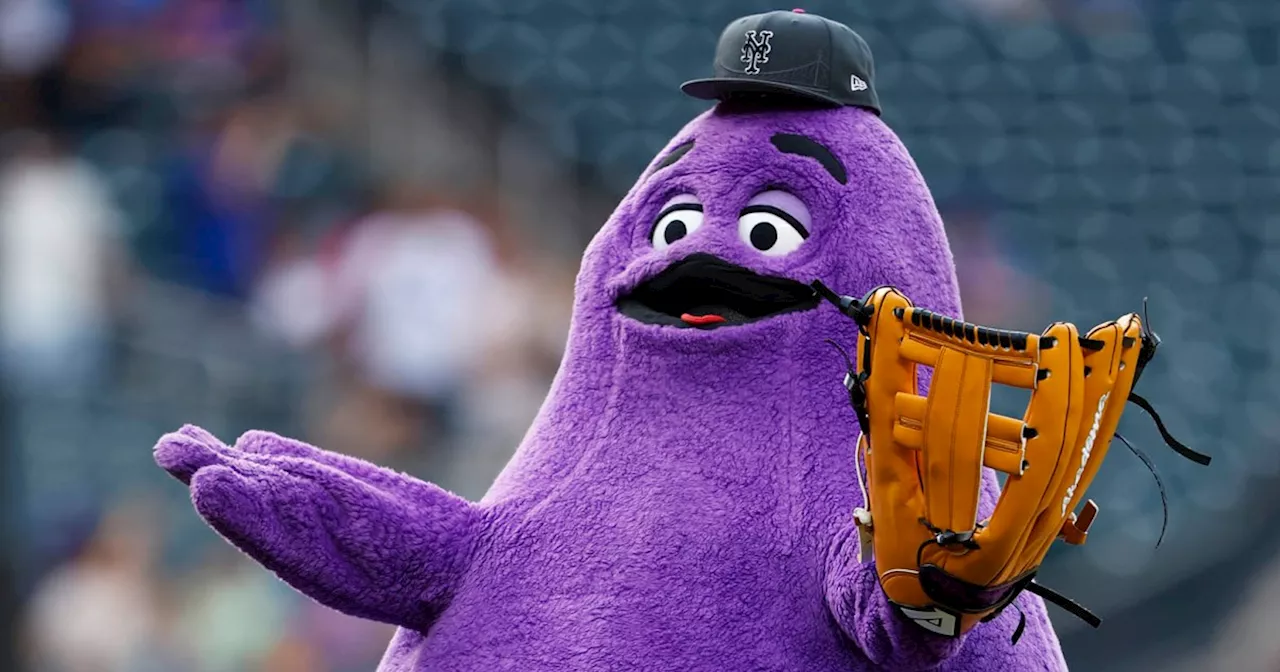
left=1063, top=392, right=1109, bottom=515
left=897, top=605, right=960, bottom=637
left=741, top=30, right=773, bottom=75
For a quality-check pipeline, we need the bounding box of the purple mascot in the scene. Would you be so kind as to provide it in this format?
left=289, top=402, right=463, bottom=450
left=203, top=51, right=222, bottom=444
left=156, top=10, right=1069, bottom=671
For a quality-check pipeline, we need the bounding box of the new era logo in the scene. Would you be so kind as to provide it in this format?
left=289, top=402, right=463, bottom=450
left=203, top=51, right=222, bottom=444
left=850, top=75, right=868, bottom=92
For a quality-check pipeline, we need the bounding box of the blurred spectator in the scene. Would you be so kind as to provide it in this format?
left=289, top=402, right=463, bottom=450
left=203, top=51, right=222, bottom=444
left=173, top=546, right=295, bottom=672
left=252, top=634, right=322, bottom=672
left=149, top=0, right=272, bottom=64
left=162, top=94, right=295, bottom=299
left=323, top=183, right=501, bottom=403
left=249, top=224, right=332, bottom=350
left=0, top=129, right=131, bottom=395
left=22, top=500, right=172, bottom=672
left=0, top=0, right=70, bottom=76
left=264, top=182, right=506, bottom=469
left=444, top=254, right=573, bottom=497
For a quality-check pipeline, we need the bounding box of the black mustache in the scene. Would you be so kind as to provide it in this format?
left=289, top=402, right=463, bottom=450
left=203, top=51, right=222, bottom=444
left=626, top=254, right=817, bottom=309
left=616, top=253, right=819, bottom=328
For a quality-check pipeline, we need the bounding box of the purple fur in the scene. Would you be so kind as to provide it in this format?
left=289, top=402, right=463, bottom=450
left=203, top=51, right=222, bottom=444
left=155, top=104, right=1068, bottom=670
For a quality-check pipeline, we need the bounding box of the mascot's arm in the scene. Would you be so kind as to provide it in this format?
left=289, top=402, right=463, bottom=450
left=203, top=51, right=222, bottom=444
left=155, top=425, right=483, bottom=633
left=824, top=522, right=964, bottom=671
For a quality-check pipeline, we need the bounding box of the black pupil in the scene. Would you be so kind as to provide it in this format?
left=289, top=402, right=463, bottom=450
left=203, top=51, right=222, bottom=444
left=664, top=219, right=688, bottom=244
left=750, top=222, right=777, bottom=250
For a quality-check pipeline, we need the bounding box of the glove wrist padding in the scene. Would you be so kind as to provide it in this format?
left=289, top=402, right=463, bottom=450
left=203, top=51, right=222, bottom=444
left=855, top=287, right=1145, bottom=636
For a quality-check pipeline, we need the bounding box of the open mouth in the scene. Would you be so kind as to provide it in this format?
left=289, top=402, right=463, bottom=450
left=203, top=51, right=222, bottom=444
left=616, top=253, right=820, bottom=328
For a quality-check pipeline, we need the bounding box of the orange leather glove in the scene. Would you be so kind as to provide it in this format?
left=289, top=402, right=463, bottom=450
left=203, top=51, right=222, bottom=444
left=813, top=283, right=1212, bottom=641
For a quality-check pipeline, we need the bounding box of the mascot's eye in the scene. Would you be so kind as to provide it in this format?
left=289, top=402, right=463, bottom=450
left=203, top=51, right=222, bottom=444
left=738, top=205, right=809, bottom=256
left=650, top=203, right=704, bottom=251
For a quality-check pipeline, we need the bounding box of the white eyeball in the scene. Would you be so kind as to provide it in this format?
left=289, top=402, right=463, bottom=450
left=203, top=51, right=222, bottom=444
left=738, top=205, right=809, bottom=256
left=651, top=204, right=704, bottom=251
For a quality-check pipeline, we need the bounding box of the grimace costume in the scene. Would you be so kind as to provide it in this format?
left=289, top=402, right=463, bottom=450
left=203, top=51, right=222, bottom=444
left=155, top=10, right=1070, bottom=671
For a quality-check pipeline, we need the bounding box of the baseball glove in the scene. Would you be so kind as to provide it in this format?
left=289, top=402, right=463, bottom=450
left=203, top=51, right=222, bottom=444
left=811, top=282, right=1211, bottom=642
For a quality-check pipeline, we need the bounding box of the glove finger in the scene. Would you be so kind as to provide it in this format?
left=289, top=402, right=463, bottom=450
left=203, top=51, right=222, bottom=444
left=178, top=424, right=229, bottom=450
left=859, top=288, right=933, bottom=606
left=235, top=430, right=429, bottom=501
left=920, top=346, right=992, bottom=535
left=236, top=429, right=323, bottom=458
left=154, top=427, right=234, bottom=485
left=1018, top=315, right=1142, bottom=572
left=956, top=323, right=1085, bottom=586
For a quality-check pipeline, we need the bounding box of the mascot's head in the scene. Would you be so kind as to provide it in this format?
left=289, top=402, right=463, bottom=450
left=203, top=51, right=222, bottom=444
left=490, top=9, right=963, bottom=509
left=570, top=10, right=961, bottom=365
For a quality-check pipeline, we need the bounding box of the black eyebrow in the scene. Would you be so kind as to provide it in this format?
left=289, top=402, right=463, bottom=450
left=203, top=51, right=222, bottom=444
left=769, top=133, right=847, bottom=185
left=647, top=202, right=703, bottom=239
left=740, top=204, right=809, bottom=239
left=650, top=140, right=695, bottom=174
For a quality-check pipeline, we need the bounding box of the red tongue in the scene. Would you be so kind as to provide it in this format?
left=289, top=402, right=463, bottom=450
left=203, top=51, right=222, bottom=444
left=680, top=313, right=726, bottom=326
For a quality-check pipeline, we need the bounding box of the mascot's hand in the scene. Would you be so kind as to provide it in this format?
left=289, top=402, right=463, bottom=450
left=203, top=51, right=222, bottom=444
left=815, top=282, right=1210, bottom=644
left=154, top=425, right=484, bottom=631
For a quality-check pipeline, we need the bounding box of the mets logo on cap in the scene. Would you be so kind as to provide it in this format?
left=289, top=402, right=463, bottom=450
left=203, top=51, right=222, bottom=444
left=740, top=29, right=773, bottom=75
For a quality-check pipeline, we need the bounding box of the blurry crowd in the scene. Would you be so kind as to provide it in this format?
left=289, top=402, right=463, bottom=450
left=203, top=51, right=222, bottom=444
left=1, top=1, right=572, bottom=670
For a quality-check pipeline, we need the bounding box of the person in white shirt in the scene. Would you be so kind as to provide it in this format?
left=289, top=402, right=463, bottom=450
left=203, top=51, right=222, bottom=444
left=0, top=130, right=129, bottom=394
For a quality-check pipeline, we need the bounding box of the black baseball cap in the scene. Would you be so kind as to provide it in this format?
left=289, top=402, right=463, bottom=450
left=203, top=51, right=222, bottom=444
left=681, top=9, right=880, bottom=116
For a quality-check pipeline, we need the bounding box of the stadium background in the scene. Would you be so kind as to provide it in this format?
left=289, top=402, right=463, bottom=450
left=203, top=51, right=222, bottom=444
left=1, top=0, right=1276, bottom=670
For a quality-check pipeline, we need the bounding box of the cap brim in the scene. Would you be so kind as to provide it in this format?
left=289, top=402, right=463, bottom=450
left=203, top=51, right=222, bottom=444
left=680, top=77, right=844, bottom=108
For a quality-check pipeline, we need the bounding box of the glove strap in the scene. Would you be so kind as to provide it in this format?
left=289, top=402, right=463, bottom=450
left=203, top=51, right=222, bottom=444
left=1113, top=433, right=1168, bottom=547
left=1025, top=581, right=1102, bottom=628
left=1126, top=392, right=1212, bottom=466
left=1126, top=297, right=1212, bottom=466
